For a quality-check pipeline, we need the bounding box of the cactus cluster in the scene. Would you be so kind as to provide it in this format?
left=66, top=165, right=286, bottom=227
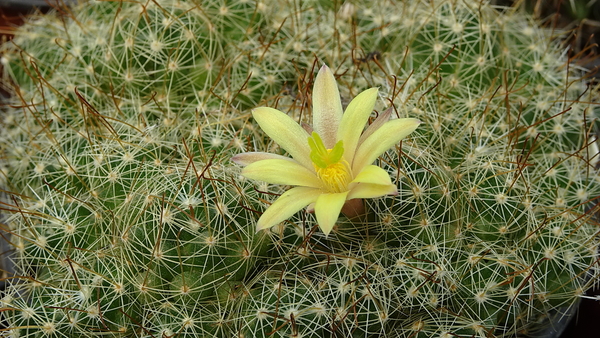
left=0, top=0, right=599, bottom=337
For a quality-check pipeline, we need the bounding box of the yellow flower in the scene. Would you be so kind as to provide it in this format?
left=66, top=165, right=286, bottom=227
left=232, top=65, right=420, bottom=235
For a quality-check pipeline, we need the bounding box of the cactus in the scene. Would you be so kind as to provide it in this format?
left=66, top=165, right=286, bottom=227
left=0, top=0, right=598, bottom=337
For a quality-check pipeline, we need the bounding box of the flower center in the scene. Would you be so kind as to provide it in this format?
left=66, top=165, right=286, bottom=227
left=308, top=132, right=352, bottom=193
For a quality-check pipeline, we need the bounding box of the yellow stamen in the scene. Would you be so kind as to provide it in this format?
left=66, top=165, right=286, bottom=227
left=315, top=160, right=352, bottom=193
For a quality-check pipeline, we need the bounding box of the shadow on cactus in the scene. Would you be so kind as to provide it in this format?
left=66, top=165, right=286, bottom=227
left=0, top=0, right=598, bottom=337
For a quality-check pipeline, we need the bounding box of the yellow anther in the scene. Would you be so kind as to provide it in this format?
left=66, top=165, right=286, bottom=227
left=315, top=160, right=352, bottom=193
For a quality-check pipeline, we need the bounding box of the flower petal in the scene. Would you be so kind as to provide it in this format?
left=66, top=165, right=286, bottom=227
left=352, top=118, right=421, bottom=173
left=231, top=152, right=292, bottom=166
left=253, top=107, right=312, bottom=169
left=242, top=159, right=322, bottom=188
left=358, top=106, right=392, bottom=147
left=314, top=191, right=349, bottom=236
left=256, top=187, right=321, bottom=232
left=337, top=87, right=378, bottom=163
left=313, top=65, right=343, bottom=148
left=301, top=122, right=313, bottom=134
left=347, top=182, right=397, bottom=200
left=351, top=165, right=393, bottom=186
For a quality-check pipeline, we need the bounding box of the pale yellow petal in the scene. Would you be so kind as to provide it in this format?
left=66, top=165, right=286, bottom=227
left=253, top=107, right=312, bottom=169
left=313, top=65, right=343, bottom=148
left=256, top=187, right=321, bottom=232
left=231, top=152, right=292, bottom=166
left=351, top=165, right=393, bottom=186
left=347, top=183, right=397, bottom=200
left=242, top=159, right=322, bottom=188
left=357, top=106, right=392, bottom=146
left=337, top=87, right=378, bottom=163
left=314, top=191, right=349, bottom=236
left=352, top=118, right=421, bottom=173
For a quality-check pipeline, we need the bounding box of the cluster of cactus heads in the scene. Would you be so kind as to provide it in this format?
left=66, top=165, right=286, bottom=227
left=0, top=0, right=598, bottom=337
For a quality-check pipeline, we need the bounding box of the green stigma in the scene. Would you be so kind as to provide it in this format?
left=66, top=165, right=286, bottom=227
left=308, top=132, right=344, bottom=168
